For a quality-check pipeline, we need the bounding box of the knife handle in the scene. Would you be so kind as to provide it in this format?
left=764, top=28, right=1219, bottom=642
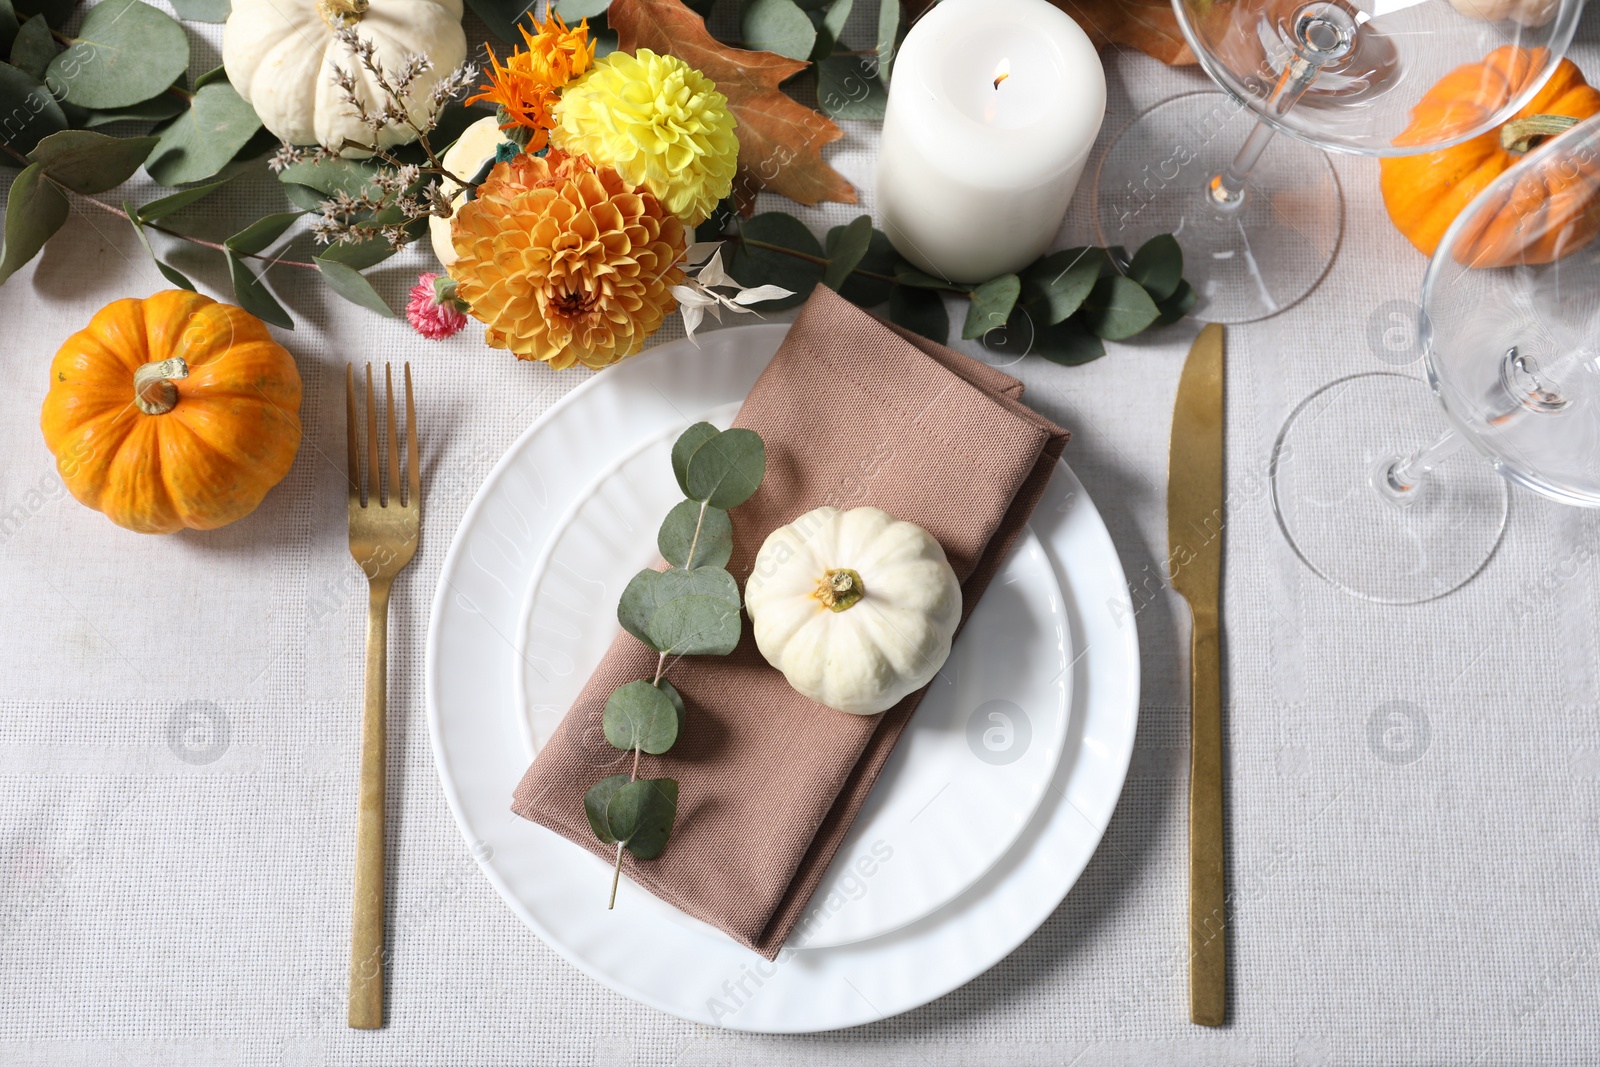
left=1189, top=607, right=1226, bottom=1026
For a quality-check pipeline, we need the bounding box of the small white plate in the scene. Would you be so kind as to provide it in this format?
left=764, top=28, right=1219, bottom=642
left=426, top=324, right=1141, bottom=1032
left=511, top=409, right=1071, bottom=948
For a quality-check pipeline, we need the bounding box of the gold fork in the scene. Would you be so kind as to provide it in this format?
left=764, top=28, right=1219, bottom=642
left=344, top=363, right=420, bottom=1030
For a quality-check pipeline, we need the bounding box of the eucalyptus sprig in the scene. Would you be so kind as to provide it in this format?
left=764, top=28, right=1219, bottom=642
left=584, top=422, right=767, bottom=909
left=700, top=207, right=1196, bottom=364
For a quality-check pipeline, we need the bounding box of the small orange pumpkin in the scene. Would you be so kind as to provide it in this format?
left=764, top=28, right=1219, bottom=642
left=41, top=290, right=303, bottom=534
left=1381, top=48, right=1600, bottom=266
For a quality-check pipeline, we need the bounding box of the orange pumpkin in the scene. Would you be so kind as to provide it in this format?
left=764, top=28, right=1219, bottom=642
left=1381, top=48, right=1600, bottom=266
left=41, top=290, right=303, bottom=534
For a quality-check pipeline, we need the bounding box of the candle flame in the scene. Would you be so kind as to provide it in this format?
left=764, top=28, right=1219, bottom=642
left=993, top=58, right=1010, bottom=89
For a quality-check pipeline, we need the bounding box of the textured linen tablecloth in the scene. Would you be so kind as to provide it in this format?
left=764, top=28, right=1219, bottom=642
left=3, top=3, right=1600, bottom=1064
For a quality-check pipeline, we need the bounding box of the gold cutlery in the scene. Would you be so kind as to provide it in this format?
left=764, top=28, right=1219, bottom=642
left=1168, top=323, right=1226, bottom=1027
left=344, top=363, right=420, bottom=1030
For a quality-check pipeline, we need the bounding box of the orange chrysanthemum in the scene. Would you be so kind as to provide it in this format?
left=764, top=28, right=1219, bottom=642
left=466, top=14, right=595, bottom=150
left=447, top=151, right=687, bottom=370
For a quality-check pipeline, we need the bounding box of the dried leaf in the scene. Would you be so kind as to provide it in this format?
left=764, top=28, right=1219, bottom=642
left=608, top=0, right=857, bottom=208
left=1047, top=0, right=1195, bottom=65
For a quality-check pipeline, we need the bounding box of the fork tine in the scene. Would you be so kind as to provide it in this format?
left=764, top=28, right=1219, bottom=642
left=404, top=363, right=419, bottom=508
left=365, top=364, right=380, bottom=508
left=345, top=364, right=361, bottom=504
left=384, top=365, right=400, bottom=511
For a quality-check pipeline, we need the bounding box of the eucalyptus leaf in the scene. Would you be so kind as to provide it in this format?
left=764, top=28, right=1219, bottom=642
left=145, top=82, right=262, bottom=187
left=315, top=233, right=399, bottom=270
left=1154, top=279, right=1197, bottom=326
left=1034, top=314, right=1106, bottom=365
left=46, top=0, right=188, bottom=108
left=554, top=0, right=608, bottom=17
left=727, top=212, right=823, bottom=310
left=10, top=13, right=54, bottom=79
left=608, top=778, right=678, bottom=859
left=657, top=499, right=733, bottom=570
left=464, top=0, right=538, bottom=42
left=1, top=0, right=17, bottom=54
left=1126, top=233, right=1183, bottom=302
left=225, top=249, right=293, bottom=330
left=618, top=569, right=668, bottom=650
left=893, top=264, right=968, bottom=293
left=657, top=679, right=687, bottom=737
left=822, top=0, right=852, bottom=40
left=134, top=176, right=231, bottom=221
left=817, top=55, right=887, bottom=120
left=77, top=91, right=186, bottom=127
left=123, top=201, right=194, bottom=290
left=822, top=214, right=872, bottom=292
left=837, top=226, right=895, bottom=307
left=962, top=274, right=1021, bottom=340
left=317, top=257, right=396, bottom=317
left=656, top=566, right=740, bottom=609
left=27, top=130, right=158, bottom=194
left=1080, top=274, right=1160, bottom=340
left=584, top=774, right=630, bottom=844
left=647, top=594, right=742, bottom=656
left=603, top=680, right=680, bottom=755
left=0, top=161, right=68, bottom=285
left=887, top=284, right=948, bottom=345
left=169, top=0, right=230, bottom=21
left=670, top=421, right=719, bottom=497
left=684, top=428, right=766, bottom=510
left=224, top=211, right=302, bottom=256
left=0, top=62, right=68, bottom=156
left=876, top=0, right=900, bottom=84
left=741, top=0, right=815, bottom=61
left=1021, top=247, right=1102, bottom=325
left=193, top=64, right=229, bottom=90
left=276, top=156, right=381, bottom=199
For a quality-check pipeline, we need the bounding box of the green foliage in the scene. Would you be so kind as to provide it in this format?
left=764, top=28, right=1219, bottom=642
left=10, top=14, right=53, bottom=79
left=225, top=249, right=292, bottom=329
left=0, top=62, right=68, bottom=156
left=317, top=257, right=397, bottom=317
left=27, top=129, right=157, bottom=194
left=168, top=0, right=230, bottom=22
left=47, top=0, right=189, bottom=109
left=144, top=80, right=262, bottom=186
left=888, top=284, right=948, bottom=345
left=962, top=273, right=1021, bottom=340
left=0, top=161, right=68, bottom=284
left=821, top=214, right=872, bottom=291
left=726, top=212, right=824, bottom=310
left=742, top=0, right=816, bottom=61
left=588, top=423, right=768, bottom=904
left=817, top=55, right=887, bottom=120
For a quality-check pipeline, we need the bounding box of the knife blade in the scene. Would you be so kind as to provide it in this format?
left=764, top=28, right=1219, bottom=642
left=1168, top=322, right=1226, bottom=1027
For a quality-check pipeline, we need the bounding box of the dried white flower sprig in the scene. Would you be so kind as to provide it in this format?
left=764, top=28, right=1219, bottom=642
left=670, top=245, right=794, bottom=342
left=267, top=27, right=478, bottom=250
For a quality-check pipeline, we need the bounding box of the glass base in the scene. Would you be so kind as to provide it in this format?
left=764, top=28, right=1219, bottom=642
left=1271, top=373, right=1509, bottom=605
left=1091, top=92, right=1342, bottom=325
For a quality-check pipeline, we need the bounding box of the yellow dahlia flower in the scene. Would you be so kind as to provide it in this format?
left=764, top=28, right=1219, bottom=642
left=447, top=151, right=687, bottom=370
left=552, top=49, right=739, bottom=226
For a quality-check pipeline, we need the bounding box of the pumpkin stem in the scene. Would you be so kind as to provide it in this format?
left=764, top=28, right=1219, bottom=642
left=133, top=357, right=189, bottom=416
left=317, top=0, right=369, bottom=29
left=1500, top=114, right=1581, bottom=154
left=815, top=568, right=865, bottom=612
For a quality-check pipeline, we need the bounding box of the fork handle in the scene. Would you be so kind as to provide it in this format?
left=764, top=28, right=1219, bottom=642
left=349, top=578, right=391, bottom=1029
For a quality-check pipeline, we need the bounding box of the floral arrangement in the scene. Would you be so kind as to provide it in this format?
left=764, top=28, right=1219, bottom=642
left=1, top=0, right=1193, bottom=367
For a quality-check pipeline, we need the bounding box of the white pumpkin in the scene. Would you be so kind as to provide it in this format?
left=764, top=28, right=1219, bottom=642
left=745, top=506, right=962, bottom=716
left=223, top=0, right=468, bottom=151
left=428, top=115, right=506, bottom=266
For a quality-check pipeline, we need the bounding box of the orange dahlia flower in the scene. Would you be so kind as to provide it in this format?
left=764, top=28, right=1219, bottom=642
left=447, top=151, right=687, bottom=369
left=466, top=14, right=595, bottom=150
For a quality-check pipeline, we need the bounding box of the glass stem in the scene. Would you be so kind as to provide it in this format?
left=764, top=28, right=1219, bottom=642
left=1210, top=55, right=1323, bottom=207
left=1377, top=429, right=1468, bottom=507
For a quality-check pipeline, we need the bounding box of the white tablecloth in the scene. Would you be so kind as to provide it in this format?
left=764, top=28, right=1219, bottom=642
left=4, top=3, right=1600, bottom=1063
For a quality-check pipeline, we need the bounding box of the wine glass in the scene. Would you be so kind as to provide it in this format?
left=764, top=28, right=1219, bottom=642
left=1272, top=113, right=1600, bottom=604
left=1091, top=0, right=1583, bottom=325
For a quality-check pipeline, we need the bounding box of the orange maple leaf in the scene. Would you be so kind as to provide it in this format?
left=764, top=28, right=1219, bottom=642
left=607, top=0, right=858, bottom=212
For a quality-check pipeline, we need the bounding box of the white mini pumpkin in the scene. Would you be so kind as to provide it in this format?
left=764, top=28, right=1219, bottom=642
left=745, top=506, right=962, bottom=715
left=428, top=114, right=506, bottom=266
left=223, top=0, right=468, bottom=151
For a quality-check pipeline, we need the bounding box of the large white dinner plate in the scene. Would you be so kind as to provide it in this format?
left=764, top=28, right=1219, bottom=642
left=509, top=405, right=1072, bottom=948
left=426, top=324, right=1140, bottom=1033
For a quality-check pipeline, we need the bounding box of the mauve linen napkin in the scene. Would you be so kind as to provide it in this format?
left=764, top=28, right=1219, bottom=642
left=512, top=285, right=1069, bottom=958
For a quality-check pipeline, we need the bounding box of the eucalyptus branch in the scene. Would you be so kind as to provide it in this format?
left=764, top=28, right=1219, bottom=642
left=68, top=187, right=322, bottom=271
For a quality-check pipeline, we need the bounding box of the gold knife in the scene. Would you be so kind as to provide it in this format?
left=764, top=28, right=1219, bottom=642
left=1168, top=322, right=1226, bottom=1027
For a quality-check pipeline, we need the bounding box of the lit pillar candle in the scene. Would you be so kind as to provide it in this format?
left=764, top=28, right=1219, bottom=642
left=876, top=0, right=1105, bottom=284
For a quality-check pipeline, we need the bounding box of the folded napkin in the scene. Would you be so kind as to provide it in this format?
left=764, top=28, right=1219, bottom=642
left=512, top=285, right=1069, bottom=958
